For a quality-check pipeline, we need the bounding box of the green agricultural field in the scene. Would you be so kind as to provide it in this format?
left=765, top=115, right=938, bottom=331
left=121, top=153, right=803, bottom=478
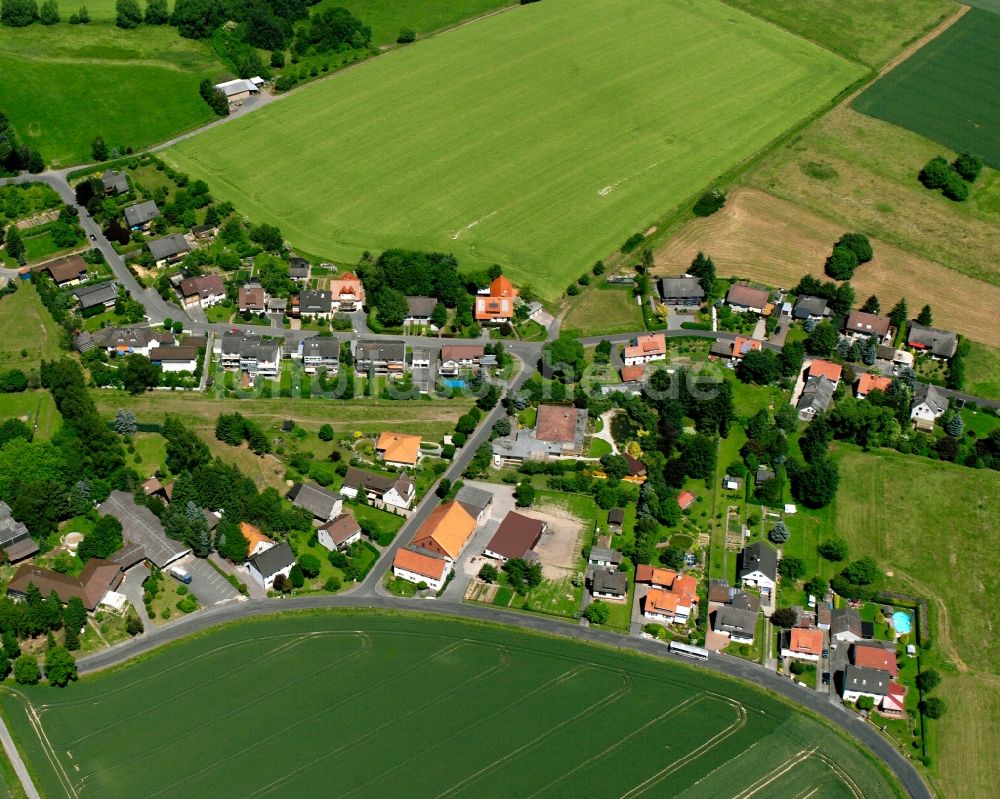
left=722, top=0, right=954, bottom=67
left=853, top=9, right=1000, bottom=169
left=0, top=25, right=226, bottom=166
left=312, top=0, right=513, bottom=46
left=834, top=448, right=1000, bottom=799
left=0, top=612, right=903, bottom=798
left=165, top=0, right=862, bottom=301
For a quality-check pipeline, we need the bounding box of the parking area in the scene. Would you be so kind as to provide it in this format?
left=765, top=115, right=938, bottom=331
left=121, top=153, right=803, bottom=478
left=443, top=482, right=516, bottom=599
left=178, top=556, right=242, bottom=606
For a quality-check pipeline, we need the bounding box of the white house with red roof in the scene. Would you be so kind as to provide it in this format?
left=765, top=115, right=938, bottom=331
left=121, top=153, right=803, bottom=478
left=623, top=334, right=667, bottom=366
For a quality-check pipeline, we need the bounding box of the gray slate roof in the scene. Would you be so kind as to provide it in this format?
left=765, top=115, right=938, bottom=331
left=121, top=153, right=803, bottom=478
left=147, top=233, right=190, bottom=262
left=0, top=501, right=36, bottom=560
left=793, top=296, right=828, bottom=319
left=715, top=605, right=758, bottom=636
left=906, top=322, right=957, bottom=359
left=913, top=383, right=948, bottom=416
left=406, top=296, right=437, bottom=318
left=844, top=664, right=890, bottom=696
left=589, top=546, right=623, bottom=565
left=356, top=339, right=406, bottom=364
left=454, top=484, right=493, bottom=517
left=98, top=490, right=189, bottom=568
left=102, top=170, right=129, bottom=194
left=657, top=276, right=704, bottom=300
left=592, top=568, right=627, bottom=596
left=797, top=375, right=836, bottom=416
left=249, top=541, right=295, bottom=578
left=299, top=290, right=332, bottom=314
left=740, top=541, right=777, bottom=581
left=72, top=280, right=118, bottom=310
left=831, top=606, right=863, bottom=638
left=287, top=483, right=342, bottom=520
left=124, top=200, right=159, bottom=228
left=301, top=337, right=340, bottom=359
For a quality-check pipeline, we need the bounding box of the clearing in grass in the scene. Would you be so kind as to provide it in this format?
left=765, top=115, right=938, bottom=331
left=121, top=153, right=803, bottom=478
left=834, top=448, right=1000, bottom=799
left=747, top=107, right=1000, bottom=289
left=0, top=283, right=65, bottom=367
left=0, top=612, right=903, bottom=798
left=654, top=187, right=1000, bottom=348
left=0, top=26, right=225, bottom=166
left=561, top=284, right=644, bottom=338
left=853, top=10, right=1000, bottom=169
left=165, top=0, right=862, bottom=302
left=721, top=0, right=954, bottom=67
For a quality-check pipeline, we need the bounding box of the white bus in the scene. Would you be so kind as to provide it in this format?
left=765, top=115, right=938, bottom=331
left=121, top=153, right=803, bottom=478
left=669, top=641, right=709, bottom=661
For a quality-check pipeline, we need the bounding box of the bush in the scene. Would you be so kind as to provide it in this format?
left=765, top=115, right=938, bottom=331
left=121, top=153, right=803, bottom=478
left=942, top=170, right=969, bottom=202
left=790, top=660, right=805, bottom=675
left=836, top=232, right=873, bottom=264
left=298, top=553, right=321, bottom=578
left=324, top=575, right=341, bottom=591
left=396, top=27, right=415, bottom=43
left=824, top=244, right=858, bottom=280
left=919, top=696, right=946, bottom=719
left=952, top=152, right=982, bottom=182
left=270, top=50, right=285, bottom=68
left=919, top=156, right=950, bottom=189
left=583, top=601, right=609, bottom=624
left=692, top=189, right=726, bottom=217
left=566, top=283, right=580, bottom=296
left=620, top=232, right=644, bottom=253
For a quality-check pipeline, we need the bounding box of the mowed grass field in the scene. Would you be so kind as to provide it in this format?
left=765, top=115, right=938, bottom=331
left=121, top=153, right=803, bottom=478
left=722, top=0, right=955, bottom=67
left=654, top=187, right=1000, bottom=347
left=0, top=25, right=226, bottom=166
left=0, top=283, right=65, bottom=367
left=165, top=0, right=862, bottom=301
left=834, top=449, right=1000, bottom=799
left=853, top=9, right=1000, bottom=169
left=748, top=107, right=1000, bottom=288
left=0, top=612, right=903, bottom=798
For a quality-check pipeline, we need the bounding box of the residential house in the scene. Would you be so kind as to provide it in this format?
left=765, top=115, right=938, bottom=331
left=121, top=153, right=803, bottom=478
left=299, top=337, right=340, bottom=374
left=190, top=223, right=217, bottom=242
left=405, top=296, right=437, bottom=324
left=906, top=322, right=958, bottom=360
left=910, top=383, right=948, bottom=431
left=93, top=325, right=174, bottom=357
left=711, top=336, right=763, bottom=361
left=356, top=340, right=406, bottom=376
left=475, top=275, right=518, bottom=323
left=148, top=234, right=191, bottom=267
left=239, top=522, right=275, bottom=557
left=246, top=541, right=295, bottom=590
left=725, top=283, right=770, bottom=314
left=623, top=333, right=667, bottom=367
left=842, top=664, right=889, bottom=704
left=713, top=605, right=758, bottom=644
left=101, top=170, right=129, bottom=196
left=411, top=347, right=432, bottom=370
left=72, top=280, right=118, bottom=313
left=455, top=484, right=493, bottom=524
left=218, top=332, right=281, bottom=378
left=844, top=311, right=892, bottom=344
left=410, top=501, right=477, bottom=562
left=722, top=474, right=741, bottom=491
left=855, top=372, right=892, bottom=399
left=830, top=607, right=863, bottom=642
left=289, top=257, right=310, bottom=281
left=393, top=547, right=450, bottom=591
left=483, top=511, right=545, bottom=562
left=677, top=491, right=696, bottom=511
left=852, top=642, right=898, bottom=677
left=755, top=466, right=776, bottom=486
left=141, top=477, right=172, bottom=503
left=44, top=255, right=88, bottom=287
left=298, top=289, right=332, bottom=319
left=97, top=490, right=190, bottom=568
left=780, top=627, right=823, bottom=662
left=150, top=346, right=199, bottom=372
left=7, top=559, right=122, bottom=612
left=623, top=454, right=647, bottom=482
left=339, top=467, right=414, bottom=509
left=492, top=404, right=587, bottom=463
left=589, top=546, right=623, bottom=569
left=329, top=273, right=365, bottom=312
left=739, top=542, right=777, bottom=599
left=267, top=297, right=287, bottom=315
left=881, top=682, right=908, bottom=717
left=591, top=568, right=628, bottom=602
left=0, top=501, right=39, bottom=562
left=214, top=78, right=259, bottom=104
left=639, top=569, right=698, bottom=624
left=317, top=513, right=362, bottom=552
left=287, top=483, right=343, bottom=523
left=238, top=282, right=267, bottom=314
left=817, top=601, right=832, bottom=631
left=657, top=276, right=704, bottom=305
left=178, top=275, right=225, bottom=309
left=440, top=345, right=485, bottom=377
left=375, top=431, right=422, bottom=468
left=792, top=296, right=829, bottom=321
left=607, top=508, right=624, bottom=530
left=124, top=200, right=160, bottom=231
left=797, top=359, right=842, bottom=420
left=619, top=364, right=647, bottom=383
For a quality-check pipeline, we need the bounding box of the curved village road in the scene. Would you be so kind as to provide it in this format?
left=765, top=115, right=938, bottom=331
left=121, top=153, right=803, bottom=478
left=75, top=595, right=932, bottom=799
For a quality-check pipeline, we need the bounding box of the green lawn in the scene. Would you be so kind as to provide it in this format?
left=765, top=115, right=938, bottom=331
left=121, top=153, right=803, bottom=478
left=585, top=437, right=612, bottom=458
left=964, top=341, right=1000, bottom=401
left=165, top=0, right=861, bottom=300
left=125, top=432, right=167, bottom=475
left=0, top=283, right=65, bottom=369
left=0, top=392, right=60, bottom=441
left=563, top=284, right=645, bottom=337
left=0, top=25, right=225, bottom=166
left=722, top=0, right=954, bottom=68
left=853, top=9, right=1000, bottom=169
left=0, top=611, right=904, bottom=798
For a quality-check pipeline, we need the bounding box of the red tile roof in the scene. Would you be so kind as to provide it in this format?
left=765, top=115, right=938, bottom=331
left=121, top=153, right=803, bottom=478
left=853, top=644, right=898, bottom=677
left=393, top=548, right=448, bottom=581
left=856, top=373, right=892, bottom=396
left=677, top=491, right=696, bottom=510
left=789, top=627, right=824, bottom=656
left=620, top=365, right=646, bottom=382
left=808, top=359, right=842, bottom=383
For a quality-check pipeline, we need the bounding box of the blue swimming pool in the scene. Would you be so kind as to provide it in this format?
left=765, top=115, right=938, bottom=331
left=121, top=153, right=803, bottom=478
left=443, top=379, right=466, bottom=389
left=892, top=611, right=912, bottom=635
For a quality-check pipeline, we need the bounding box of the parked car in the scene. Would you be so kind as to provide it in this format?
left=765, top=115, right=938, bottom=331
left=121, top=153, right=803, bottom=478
left=822, top=648, right=829, bottom=658
left=822, top=672, right=831, bottom=685
left=774, top=325, right=782, bottom=335
left=89, top=234, right=97, bottom=241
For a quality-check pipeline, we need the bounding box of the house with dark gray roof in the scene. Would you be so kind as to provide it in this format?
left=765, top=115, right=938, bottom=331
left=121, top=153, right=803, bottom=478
left=299, top=337, right=340, bottom=373
left=72, top=280, right=119, bottom=311
left=906, top=322, right=958, bottom=360
left=831, top=606, right=863, bottom=642
left=797, top=374, right=836, bottom=420
left=246, top=542, right=295, bottom=589
left=591, top=568, right=628, bottom=601
left=97, top=490, right=189, bottom=568
left=102, top=170, right=129, bottom=195
left=339, top=467, right=414, bottom=510
left=842, top=665, right=890, bottom=704
left=124, top=200, right=160, bottom=230
left=455, top=484, right=493, bottom=523
left=657, top=276, right=704, bottom=305
left=287, top=483, right=343, bottom=522
left=0, top=501, right=38, bottom=562
left=910, top=383, right=948, bottom=431
left=588, top=546, right=623, bottom=569
left=792, top=296, right=829, bottom=321
left=739, top=541, right=777, bottom=596
left=147, top=233, right=191, bottom=266
left=405, top=296, right=437, bottom=321
left=355, top=340, right=406, bottom=375
left=714, top=605, right=758, bottom=644
left=289, top=257, right=310, bottom=280
left=298, top=289, right=332, bottom=318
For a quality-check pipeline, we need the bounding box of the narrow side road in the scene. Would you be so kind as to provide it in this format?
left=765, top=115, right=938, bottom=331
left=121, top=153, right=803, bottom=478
left=0, top=715, right=41, bottom=799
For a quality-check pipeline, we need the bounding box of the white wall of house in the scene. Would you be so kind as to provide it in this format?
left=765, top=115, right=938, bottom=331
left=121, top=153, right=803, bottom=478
left=318, top=528, right=360, bottom=552
left=393, top=563, right=448, bottom=592
left=741, top=572, right=775, bottom=594
left=158, top=360, right=197, bottom=373
left=592, top=589, right=627, bottom=603
left=246, top=561, right=293, bottom=590
left=780, top=648, right=820, bottom=662
left=843, top=688, right=885, bottom=704
left=833, top=630, right=862, bottom=643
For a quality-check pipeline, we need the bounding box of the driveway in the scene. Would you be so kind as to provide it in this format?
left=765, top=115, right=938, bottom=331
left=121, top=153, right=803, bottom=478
left=118, top=564, right=152, bottom=627
left=179, top=557, right=242, bottom=607
left=442, top=482, right=515, bottom=600
left=768, top=313, right=792, bottom=347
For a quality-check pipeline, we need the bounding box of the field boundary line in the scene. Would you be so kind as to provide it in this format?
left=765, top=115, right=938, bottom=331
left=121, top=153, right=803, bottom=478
left=23, top=702, right=76, bottom=799
left=333, top=664, right=592, bottom=799
left=812, top=751, right=864, bottom=799
left=728, top=747, right=816, bottom=799
left=431, top=670, right=635, bottom=799
left=141, top=638, right=474, bottom=799
left=523, top=695, right=705, bottom=799
left=618, top=700, right=749, bottom=798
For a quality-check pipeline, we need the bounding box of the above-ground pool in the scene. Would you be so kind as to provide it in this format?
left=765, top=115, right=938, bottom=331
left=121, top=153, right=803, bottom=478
left=443, top=379, right=466, bottom=389
left=892, top=611, right=912, bottom=635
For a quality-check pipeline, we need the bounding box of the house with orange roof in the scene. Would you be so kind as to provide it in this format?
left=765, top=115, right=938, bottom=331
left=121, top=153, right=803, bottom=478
left=620, top=364, right=646, bottom=383
left=709, top=336, right=762, bottom=361
left=239, top=522, right=275, bottom=557
left=410, top=501, right=477, bottom=562
left=376, top=431, right=422, bottom=467
left=623, top=334, right=667, bottom=366
left=808, top=359, right=842, bottom=385
left=638, top=569, right=698, bottom=624
left=392, top=547, right=450, bottom=591
left=852, top=643, right=898, bottom=677
left=855, top=372, right=892, bottom=399
left=643, top=588, right=680, bottom=623
left=475, top=276, right=519, bottom=323
left=328, top=273, right=365, bottom=312
left=677, top=490, right=696, bottom=510
left=781, top=627, right=824, bottom=661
